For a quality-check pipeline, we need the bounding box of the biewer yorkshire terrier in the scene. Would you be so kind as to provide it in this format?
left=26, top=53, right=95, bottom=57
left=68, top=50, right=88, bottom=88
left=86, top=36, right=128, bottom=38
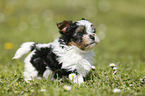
left=13, top=18, right=100, bottom=84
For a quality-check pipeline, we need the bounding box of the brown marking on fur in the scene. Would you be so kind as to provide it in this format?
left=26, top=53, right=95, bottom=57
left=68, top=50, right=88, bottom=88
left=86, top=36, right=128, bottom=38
left=57, top=20, right=72, bottom=33
left=76, top=26, right=85, bottom=32
left=68, top=39, right=87, bottom=50
left=69, top=34, right=97, bottom=51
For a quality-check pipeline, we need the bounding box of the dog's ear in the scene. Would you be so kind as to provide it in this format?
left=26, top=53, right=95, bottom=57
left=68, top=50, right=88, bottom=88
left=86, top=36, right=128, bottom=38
left=57, top=20, right=73, bottom=34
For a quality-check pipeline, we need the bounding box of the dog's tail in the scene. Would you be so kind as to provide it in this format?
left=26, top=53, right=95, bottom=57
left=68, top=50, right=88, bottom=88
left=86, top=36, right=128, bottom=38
left=12, top=42, right=35, bottom=59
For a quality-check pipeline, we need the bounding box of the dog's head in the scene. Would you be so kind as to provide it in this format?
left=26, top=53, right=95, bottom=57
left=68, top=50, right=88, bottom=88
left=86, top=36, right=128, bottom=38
left=57, top=18, right=100, bottom=51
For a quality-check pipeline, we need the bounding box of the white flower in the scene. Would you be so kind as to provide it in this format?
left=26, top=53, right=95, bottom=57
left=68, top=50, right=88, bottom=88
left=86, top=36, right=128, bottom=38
left=40, top=89, right=46, bottom=92
left=140, top=78, right=143, bottom=81
left=63, top=85, right=71, bottom=91
left=140, top=78, right=144, bottom=83
left=69, top=73, right=76, bottom=80
left=129, top=84, right=132, bottom=86
left=91, top=66, right=96, bottom=70
left=113, top=67, right=117, bottom=70
left=113, top=88, right=121, bottom=93
left=109, top=63, right=116, bottom=67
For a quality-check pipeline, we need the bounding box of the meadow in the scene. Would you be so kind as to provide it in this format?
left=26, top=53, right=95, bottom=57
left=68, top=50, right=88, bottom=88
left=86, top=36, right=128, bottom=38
left=0, top=0, right=145, bottom=95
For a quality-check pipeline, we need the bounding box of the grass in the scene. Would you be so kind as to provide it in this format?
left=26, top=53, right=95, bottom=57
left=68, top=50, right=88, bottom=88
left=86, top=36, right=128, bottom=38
left=0, top=0, right=145, bottom=95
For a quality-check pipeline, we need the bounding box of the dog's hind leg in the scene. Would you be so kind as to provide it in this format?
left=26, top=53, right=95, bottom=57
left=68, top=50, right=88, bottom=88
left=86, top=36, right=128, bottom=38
left=23, top=52, right=38, bottom=82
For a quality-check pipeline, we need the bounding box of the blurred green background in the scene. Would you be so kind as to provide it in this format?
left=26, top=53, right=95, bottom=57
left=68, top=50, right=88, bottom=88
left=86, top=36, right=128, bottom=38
left=0, top=0, right=145, bottom=74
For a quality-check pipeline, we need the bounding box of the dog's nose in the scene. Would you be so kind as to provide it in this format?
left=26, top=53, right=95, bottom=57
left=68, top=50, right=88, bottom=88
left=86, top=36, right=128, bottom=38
left=89, top=35, right=95, bottom=40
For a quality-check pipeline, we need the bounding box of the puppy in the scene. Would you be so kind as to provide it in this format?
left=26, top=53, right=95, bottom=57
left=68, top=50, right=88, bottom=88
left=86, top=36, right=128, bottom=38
left=13, top=18, right=100, bottom=84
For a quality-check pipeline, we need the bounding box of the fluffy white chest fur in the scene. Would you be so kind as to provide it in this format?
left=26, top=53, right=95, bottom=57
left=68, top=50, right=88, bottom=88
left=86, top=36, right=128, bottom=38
left=51, top=39, right=95, bottom=76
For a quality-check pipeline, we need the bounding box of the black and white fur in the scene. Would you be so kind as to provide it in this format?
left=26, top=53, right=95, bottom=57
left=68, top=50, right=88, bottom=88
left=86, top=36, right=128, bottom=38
left=13, top=18, right=100, bottom=84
